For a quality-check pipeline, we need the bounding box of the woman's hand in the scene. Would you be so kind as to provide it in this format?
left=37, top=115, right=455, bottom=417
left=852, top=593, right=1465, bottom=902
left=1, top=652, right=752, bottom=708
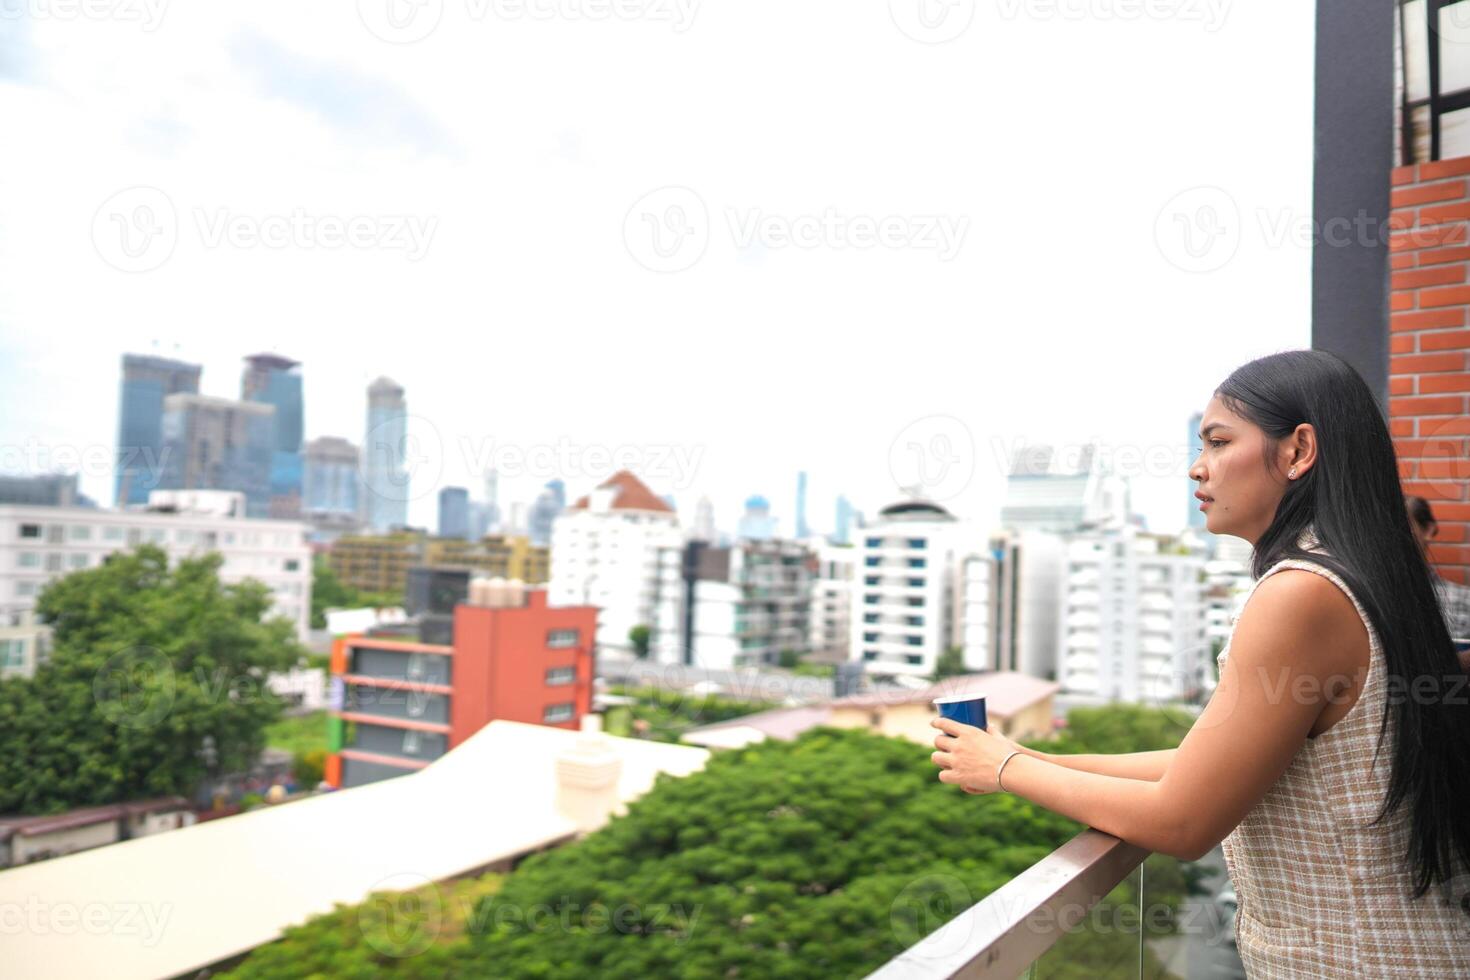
left=930, top=716, right=1024, bottom=795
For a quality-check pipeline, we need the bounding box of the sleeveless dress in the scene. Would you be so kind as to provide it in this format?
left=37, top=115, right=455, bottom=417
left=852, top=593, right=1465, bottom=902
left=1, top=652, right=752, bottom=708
left=1215, top=526, right=1470, bottom=978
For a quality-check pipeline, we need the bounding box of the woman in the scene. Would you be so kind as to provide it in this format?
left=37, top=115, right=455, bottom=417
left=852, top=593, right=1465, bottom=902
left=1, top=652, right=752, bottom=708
left=930, top=350, right=1470, bottom=977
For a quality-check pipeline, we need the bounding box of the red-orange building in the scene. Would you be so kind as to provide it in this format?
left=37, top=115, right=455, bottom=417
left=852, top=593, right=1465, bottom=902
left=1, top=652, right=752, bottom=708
left=325, top=588, right=596, bottom=788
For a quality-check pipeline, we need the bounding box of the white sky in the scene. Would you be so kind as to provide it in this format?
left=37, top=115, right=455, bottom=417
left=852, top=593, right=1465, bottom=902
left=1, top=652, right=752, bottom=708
left=0, top=0, right=1315, bottom=537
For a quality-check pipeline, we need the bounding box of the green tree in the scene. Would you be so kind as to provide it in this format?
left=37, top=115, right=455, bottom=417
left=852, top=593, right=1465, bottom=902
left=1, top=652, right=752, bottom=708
left=931, top=645, right=966, bottom=681
left=628, top=624, right=651, bottom=660
left=777, top=648, right=800, bottom=669
left=0, top=546, right=303, bottom=814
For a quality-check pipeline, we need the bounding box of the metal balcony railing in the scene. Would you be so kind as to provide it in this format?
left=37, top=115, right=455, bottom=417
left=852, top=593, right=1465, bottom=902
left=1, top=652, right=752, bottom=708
left=864, top=830, right=1150, bottom=980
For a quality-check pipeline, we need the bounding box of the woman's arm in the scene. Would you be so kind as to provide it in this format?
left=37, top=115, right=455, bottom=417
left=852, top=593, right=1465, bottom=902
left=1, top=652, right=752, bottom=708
left=932, top=570, right=1361, bottom=860
left=1033, top=747, right=1176, bottom=782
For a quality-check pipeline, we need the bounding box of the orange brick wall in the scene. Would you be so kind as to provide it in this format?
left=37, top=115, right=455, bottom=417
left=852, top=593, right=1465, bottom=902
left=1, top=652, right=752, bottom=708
left=1390, top=156, right=1470, bottom=585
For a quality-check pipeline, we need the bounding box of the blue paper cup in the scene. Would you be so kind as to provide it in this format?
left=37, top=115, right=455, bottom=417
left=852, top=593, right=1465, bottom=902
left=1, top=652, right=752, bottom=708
left=933, top=694, right=987, bottom=731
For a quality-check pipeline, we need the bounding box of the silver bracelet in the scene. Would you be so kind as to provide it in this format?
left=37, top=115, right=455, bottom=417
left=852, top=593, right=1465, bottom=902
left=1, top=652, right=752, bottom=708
left=996, top=750, right=1023, bottom=792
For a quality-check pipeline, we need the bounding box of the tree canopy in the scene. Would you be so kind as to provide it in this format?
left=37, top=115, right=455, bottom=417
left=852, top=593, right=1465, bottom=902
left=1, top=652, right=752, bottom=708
left=232, top=711, right=1199, bottom=978
left=0, top=545, right=303, bottom=814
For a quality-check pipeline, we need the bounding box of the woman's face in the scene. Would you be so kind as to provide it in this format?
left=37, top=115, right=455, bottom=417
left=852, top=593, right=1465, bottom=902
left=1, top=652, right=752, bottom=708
left=1188, top=395, right=1314, bottom=546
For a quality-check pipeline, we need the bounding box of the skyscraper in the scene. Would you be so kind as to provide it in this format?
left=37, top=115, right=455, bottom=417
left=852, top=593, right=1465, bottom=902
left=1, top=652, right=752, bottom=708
left=362, top=377, right=409, bottom=532
left=482, top=468, right=501, bottom=535
left=158, top=394, right=275, bottom=517
left=114, top=354, right=201, bottom=506
left=241, top=354, right=304, bottom=518
left=833, top=494, right=855, bottom=545
left=302, top=436, right=361, bottom=541
left=691, top=495, right=716, bottom=542
left=527, top=479, right=566, bottom=547
left=438, top=486, right=471, bottom=540
left=794, top=470, right=810, bottom=539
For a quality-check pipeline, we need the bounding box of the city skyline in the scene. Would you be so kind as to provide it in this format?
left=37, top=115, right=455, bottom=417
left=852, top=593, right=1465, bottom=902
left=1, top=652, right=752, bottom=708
left=0, top=4, right=1314, bottom=545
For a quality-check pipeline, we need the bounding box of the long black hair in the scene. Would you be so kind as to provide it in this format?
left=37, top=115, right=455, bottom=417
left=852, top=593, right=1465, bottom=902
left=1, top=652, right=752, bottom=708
left=1215, top=348, right=1470, bottom=903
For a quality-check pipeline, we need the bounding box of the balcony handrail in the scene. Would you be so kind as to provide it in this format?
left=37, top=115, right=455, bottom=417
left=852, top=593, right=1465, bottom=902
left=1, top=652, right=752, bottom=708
left=864, top=829, right=1149, bottom=980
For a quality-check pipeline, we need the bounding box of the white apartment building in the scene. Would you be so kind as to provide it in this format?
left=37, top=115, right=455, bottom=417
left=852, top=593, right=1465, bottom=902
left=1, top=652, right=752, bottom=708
left=960, top=551, right=996, bottom=672
left=651, top=538, right=815, bottom=671
left=960, top=530, right=1067, bottom=682
left=809, top=541, right=855, bottom=660
left=0, top=491, right=312, bottom=640
left=548, top=471, right=683, bottom=658
left=1057, top=524, right=1208, bottom=703
left=850, top=501, right=965, bottom=680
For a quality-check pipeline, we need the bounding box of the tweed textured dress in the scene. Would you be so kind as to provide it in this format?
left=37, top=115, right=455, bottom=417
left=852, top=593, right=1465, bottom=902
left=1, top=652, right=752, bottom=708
left=1215, top=527, right=1470, bottom=978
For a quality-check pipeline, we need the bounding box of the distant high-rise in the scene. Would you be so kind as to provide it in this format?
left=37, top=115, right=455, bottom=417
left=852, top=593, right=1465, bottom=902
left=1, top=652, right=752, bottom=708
left=115, top=354, right=201, bottom=506
left=302, top=436, right=361, bottom=541
left=691, top=495, right=716, bottom=542
left=737, top=495, right=776, bottom=540
left=481, top=468, right=501, bottom=535
left=438, top=486, right=471, bottom=540
left=1187, top=411, right=1206, bottom=533
left=158, top=394, right=275, bottom=517
left=0, top=474, right=95, bottom=508
left=527, top=479, right=566, bottom=547
left=241, top=354, right=304, bottom=518
left=833, top=494, right=855, bottom=545
left=362, top=377, right=409, bottom=532
left=794, top=471, right=810, bottom=539
left=1000, top=442, right=1129, bottom=533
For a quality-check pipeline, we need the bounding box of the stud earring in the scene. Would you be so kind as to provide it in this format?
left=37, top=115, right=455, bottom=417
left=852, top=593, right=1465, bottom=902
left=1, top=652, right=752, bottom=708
left=1288, top=467, right=1297, bottom=479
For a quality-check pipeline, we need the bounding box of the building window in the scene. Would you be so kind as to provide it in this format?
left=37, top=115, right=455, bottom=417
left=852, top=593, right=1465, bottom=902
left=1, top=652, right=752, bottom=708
left=148, top=529, right=166, bottom=543
left=0, top=639, right=21, bottom=669
left=863, top=613, right=879, bottom=624
left=546, top=666, right=575, bottom=686
left=906, top=635, right=923, bottom=646
left=68, top=554, right=88, bottom=569
left=547, top=629, right=580, bottom=649
left=543, top=702, right=575, bottom=723
left=908, top=538, right=927, bottom=549
left=863, top=632, right=879, bottom=642
left=284, top=558, right=300, bottom=572
left=864, top=575, right=880, bottom=586
left=863, top=650, right=878, bottom=661
left=15, top=581, right=37, bottom=597
left=44, top=554, right=62, bottom=572
left=908, top=558, right=926, bottom=569
left=69, top=525, right=92, bottom=541
left=17, top=552, right=39, bottom=568
left=176, top=530, right=195, bottom=545
left=18, top=523, right=40, bottom=539
left=103, top=526, right=124, bottom=541
left=45, top=525, right=63, bottom=544
left=907, top=597, right=924, bottom=607
left=907, top=577, right=924, bottom=588
left=865, top=537, right=882, bottom=548
left=865, top=556, right=881, bottom=567
left=864, top=595, right=879, bottom=605
left=906, top=654, right=923, bottom=665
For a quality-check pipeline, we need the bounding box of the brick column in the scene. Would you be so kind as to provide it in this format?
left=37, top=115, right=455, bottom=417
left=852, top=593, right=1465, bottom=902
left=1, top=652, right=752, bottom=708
left=1389, top=156, right=1470, bottom=584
